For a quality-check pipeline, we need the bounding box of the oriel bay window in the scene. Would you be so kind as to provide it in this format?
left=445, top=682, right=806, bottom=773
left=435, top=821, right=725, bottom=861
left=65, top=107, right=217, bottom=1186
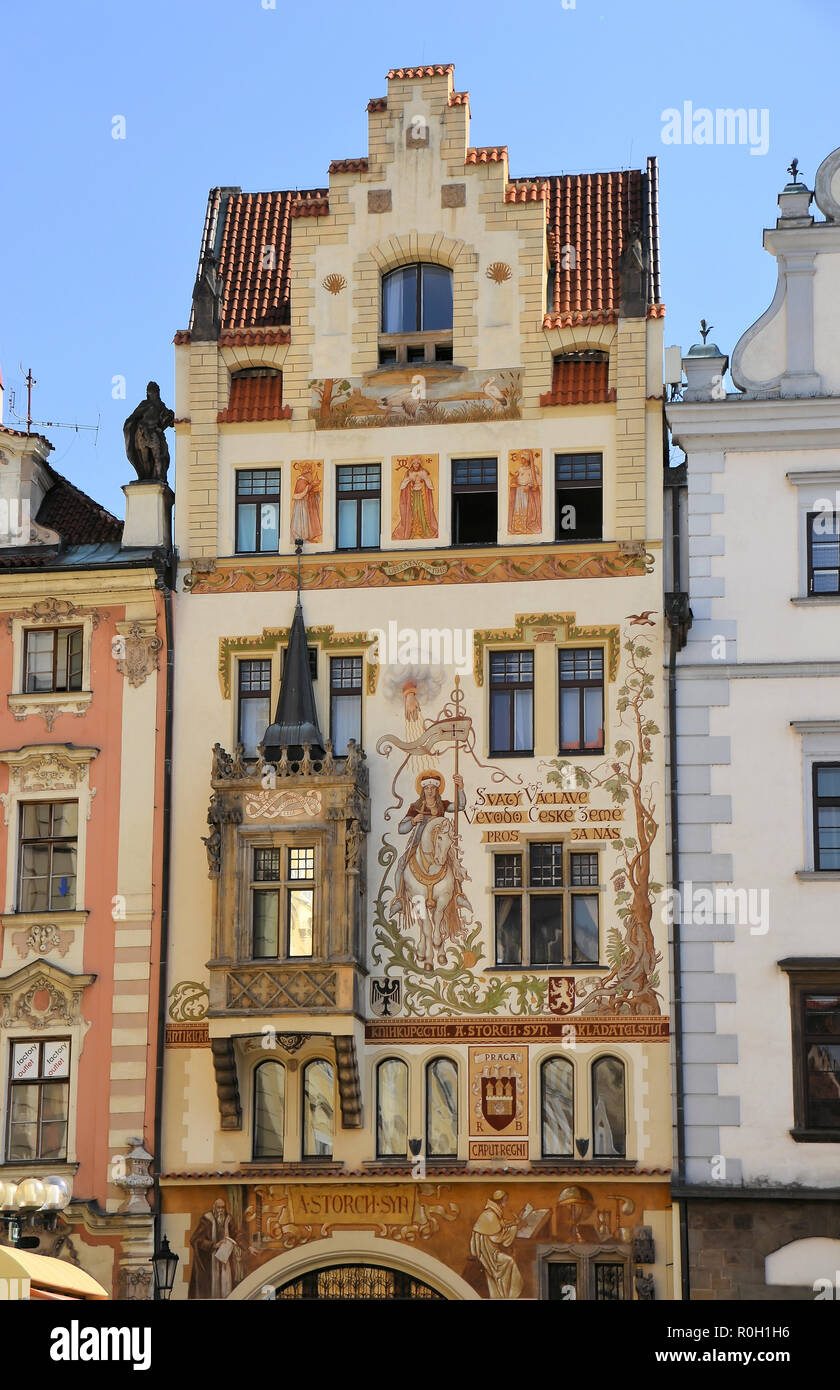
left=251, top=846, right=315, bottom=959
left=493, top=844, right=600, bottom=967
left=489, top=651, right=534, bottom=756
left=23, top=627, right=83, bottom=693
left=451, top=458, right=497, bottom=546
left=330, top=656, right=363, bottom=754
left=376, top=1058, right=408, bottom=1158
left=813, top=764, right=840, bottom=870
left=235, top=469, right=281, bottom=554
left=18, top=802, right=78, bottom=911
left=6, top=1039, right=70, bottom=1161
left=237, top=659, right=272, bottom=756
left=253, top=1060, right=285, bottom=1160
left=559, top=648, right=605, bottom=754
left=336, top=465, right=380, bottom=550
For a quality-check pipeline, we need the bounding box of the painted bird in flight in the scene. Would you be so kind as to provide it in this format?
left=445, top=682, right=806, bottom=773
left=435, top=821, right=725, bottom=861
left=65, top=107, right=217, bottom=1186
left=626, top=611, right=656, bottom=626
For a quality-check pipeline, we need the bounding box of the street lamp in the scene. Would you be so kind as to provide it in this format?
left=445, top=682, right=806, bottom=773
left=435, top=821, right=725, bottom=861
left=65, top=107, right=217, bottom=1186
left=0, top=1176, right=70, bottom=1247
left=152, top=1235, right=179, bottom=1300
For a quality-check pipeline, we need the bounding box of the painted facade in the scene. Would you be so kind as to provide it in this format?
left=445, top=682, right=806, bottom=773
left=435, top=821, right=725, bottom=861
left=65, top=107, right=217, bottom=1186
left=0, top=415, right=170, bottom=1297
left=162, top=63, right=674, bottom=1301
left=667, top=147, right=840, bottom=1298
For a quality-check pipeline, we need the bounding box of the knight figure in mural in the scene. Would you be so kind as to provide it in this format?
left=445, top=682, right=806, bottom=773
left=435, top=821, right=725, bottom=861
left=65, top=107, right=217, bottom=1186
left=123, top=381, right=175, bottom=483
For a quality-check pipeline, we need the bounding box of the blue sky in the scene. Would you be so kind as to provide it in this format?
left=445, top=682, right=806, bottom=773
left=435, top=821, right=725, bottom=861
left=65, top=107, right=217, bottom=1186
left=2, top=0, right=837, bottom=516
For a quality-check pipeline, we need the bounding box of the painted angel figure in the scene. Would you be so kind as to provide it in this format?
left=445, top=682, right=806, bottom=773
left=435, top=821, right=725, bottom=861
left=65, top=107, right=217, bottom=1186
left=290, top=461, right=322, bottom=543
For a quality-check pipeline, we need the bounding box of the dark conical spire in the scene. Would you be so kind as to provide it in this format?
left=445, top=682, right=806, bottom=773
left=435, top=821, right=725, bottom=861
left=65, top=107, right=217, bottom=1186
left=262, top=577, right=324, bottom=761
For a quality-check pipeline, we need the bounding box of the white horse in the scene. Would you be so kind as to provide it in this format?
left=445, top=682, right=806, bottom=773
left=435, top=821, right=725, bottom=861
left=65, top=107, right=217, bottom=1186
left=400, top=815, right=467, bottom=971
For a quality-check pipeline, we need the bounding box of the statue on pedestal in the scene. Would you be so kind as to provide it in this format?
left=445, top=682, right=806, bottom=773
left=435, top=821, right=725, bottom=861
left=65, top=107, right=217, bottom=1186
left=124, top=382, right=175, bottom=483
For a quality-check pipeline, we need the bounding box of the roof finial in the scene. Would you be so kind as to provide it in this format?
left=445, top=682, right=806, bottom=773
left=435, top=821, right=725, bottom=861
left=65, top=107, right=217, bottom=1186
left=295, top=536, right=303, bottom=601
left=699, top=319, right=713, bottom=344
left=787, top=158, right=801, bottom=185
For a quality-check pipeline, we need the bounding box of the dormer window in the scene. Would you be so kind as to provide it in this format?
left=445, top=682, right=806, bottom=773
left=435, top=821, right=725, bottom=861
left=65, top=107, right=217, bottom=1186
left=379, top=264, right=453, bottom=365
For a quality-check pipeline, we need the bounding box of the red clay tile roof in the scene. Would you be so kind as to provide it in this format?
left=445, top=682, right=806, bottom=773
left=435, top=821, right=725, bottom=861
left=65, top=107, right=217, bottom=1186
left=540, top=358, right=616, bottom=407
left=466, top=146, right=507, bottom=164
left=449, top=91, right=469, bottom=105
left=188, top=156, right=660, bottom=335
left=367, top=97, right=387, bottom=112
left=173, top=329, right=191, bottom=345
left=329, top=158, right=369, bottom=174
left=386, top=64, right=454, bottom=80
left=218, top=328, right=290, bottom=348
left=36, top=468, right=123, bottom=543
left=217, top=372, right=291, bottom=423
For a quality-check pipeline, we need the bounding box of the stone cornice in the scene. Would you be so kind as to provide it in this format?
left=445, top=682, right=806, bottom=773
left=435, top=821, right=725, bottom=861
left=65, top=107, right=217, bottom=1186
left=667, top=395, right=840, bottom=451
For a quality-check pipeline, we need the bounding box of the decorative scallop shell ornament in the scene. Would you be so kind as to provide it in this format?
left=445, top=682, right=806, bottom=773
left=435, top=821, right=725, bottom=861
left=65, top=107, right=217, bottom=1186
left=322, top=273, right=347, bottom=295
left=486, top=261, right=512, bottom=283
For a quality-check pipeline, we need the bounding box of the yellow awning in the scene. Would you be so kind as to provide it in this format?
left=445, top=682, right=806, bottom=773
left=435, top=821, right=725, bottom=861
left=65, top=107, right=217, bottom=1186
left=0, top=1246, right=109, bottom=1299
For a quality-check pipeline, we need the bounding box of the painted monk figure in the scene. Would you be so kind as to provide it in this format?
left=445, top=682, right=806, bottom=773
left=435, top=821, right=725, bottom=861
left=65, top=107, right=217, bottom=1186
left=188, top=1197, right=244, bottom=1300
left=470, top=1190, right=523, bottom=1299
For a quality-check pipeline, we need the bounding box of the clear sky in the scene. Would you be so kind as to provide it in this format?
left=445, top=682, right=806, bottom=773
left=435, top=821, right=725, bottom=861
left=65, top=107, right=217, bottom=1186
left=2, top=0, right=838, bottom=517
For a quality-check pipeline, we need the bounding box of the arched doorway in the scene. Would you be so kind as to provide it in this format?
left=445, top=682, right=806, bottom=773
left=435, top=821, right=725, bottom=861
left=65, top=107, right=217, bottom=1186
left=275, top=1263, right=443, bottom=1300
left=229, top=1233, right=481, bottom=1301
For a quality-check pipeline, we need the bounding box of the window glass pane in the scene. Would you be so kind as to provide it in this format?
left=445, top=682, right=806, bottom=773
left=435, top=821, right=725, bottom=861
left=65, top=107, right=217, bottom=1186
left=817, top=766, right=840, bottom=798
left=22, top=803, right=51, bottom=838
left=337, top=498, right=357, bottom=549
left=254, top=848, right=281, bottom=882
left=490, top=690, right=511, bottom=752
left=332, top=694, right=361, bottom=755
left=258, top=502, right=279, bottom=552
left=12, top=1041, right=40, bottom=1081
left=288, top=888, right=313, bottom=957
left=513, top=689, right=533, bottom=750
left=804, top=993, right=840, bottom=1035
left=21, top=844, right=49, bottom=878
left=547, top=1263, right=578, bottom=1300
left=557, top=486, right=602, bottom=541
left=594, top=1264, right=625, bottom=1301
left=303, top=1060, right=334, bottom=1157
left=560, top=688, right=580, bottom=749
left=360, top=497, right=380, bottom=547
left=67, top=628, right=84, bottom=691
left=254, top=1062, right=285, bottom=1158
left=530, top=895, right=565, bottom=964
left=377, top=1059, right=408, bottom=1157
left=41, top=1040, right=70, bottom=1078
left=592, top=1057, right=626, bottom=1156
left=495, top=895, right=521, bottom=965
left=20, top=876, right=48, bottom=912
left=253, top=891, right=279, bottom=956
left=288, top=847, right=314, bottom=880
left=382, top=265, right=417, bottom=333
left=25, top=630, right=54, bottom=692
left=427, top=1059, right=458, bottom=1156
left=530, top=843, right=564, bottom=887
left=52, top=803, right=78, bottom=838
left=237, top=503, right=257, bottom=552
left=570, top=853, right=598, bottom=886
left=806, top=1041, right=840, bottom=1128
left=583, top=686, right=604, bottom=749
left=571, top=895, right=599, bottom=963
left=494, top=854, right=522, bottom=889
left=542, top=1058, right=573, bottom=1156
left=239, top=695, right=270, bottom=757
left=817, top=808, right=840, bottom=869
left=50, top=869, right=76, bottom=910
left=40, top=1083, right=68, bottom=1159
left=421, top=265, right=453, bottom=331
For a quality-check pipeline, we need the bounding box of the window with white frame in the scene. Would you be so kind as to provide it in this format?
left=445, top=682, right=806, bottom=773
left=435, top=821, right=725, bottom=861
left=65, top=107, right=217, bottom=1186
left=6, top=1038, right=71, bottom=1162
left=18, top=802, right=78, bottom=912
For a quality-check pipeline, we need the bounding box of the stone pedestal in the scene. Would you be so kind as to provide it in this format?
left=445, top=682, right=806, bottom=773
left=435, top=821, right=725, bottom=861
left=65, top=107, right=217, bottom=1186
left=122, top=481, right=174, bottom=549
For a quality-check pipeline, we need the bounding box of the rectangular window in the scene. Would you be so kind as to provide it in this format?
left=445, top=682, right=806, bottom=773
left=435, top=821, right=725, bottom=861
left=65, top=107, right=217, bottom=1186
left=544, top=1254, right=628, bottom=1301
left=802, top=992, right=840, bottom=1131
left=814, top=764, right=840, bottom=871
left=237, top=659, right=272, bottom=757
left=7, top=1039, right=70, bottom=1162
left=492, top=844, right=599, bottom=967
left=807, top=511, right=840, bottom=595
left=18, top=802, right=78, bottom=912
left=336, top=465, right=380, bottom=550
left=452, top=458, right=497, bottom=546
left=235, top=469, right=281, bottom=554
left=330, top=656, right=362, bottom=755
left=23, top=628, right=83, bottom=694
left=559, top=648, right=605, bottom=754
left=489, top=651, right=534, bottom=756
left=251, top=845, right=315, bottom=959
left=556, top=453, right=603, bottom=542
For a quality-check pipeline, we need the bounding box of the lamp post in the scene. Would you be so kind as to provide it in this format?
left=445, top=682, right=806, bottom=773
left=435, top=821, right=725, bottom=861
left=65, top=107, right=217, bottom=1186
left=0, top=1176, right=71, bottom=1248
left=152, top=1234, right=179, bottom=1301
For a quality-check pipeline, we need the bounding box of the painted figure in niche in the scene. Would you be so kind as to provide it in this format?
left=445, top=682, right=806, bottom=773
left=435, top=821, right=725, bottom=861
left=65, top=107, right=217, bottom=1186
left=290, top=460, right=323, bottom=543
left=470, top=1190, right=524, bottom=1300
left=390, top=769, right=470, bottom=970
left=507, top=450, right=542, bottom=535
left=188, top=1197, right=245, bottom=1299
left=392, top=455, right=438, bottom=541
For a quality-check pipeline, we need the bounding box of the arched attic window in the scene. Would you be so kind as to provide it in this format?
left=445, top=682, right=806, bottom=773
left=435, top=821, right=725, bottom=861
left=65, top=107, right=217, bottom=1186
left=379, top=264, right=453, bottom=366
